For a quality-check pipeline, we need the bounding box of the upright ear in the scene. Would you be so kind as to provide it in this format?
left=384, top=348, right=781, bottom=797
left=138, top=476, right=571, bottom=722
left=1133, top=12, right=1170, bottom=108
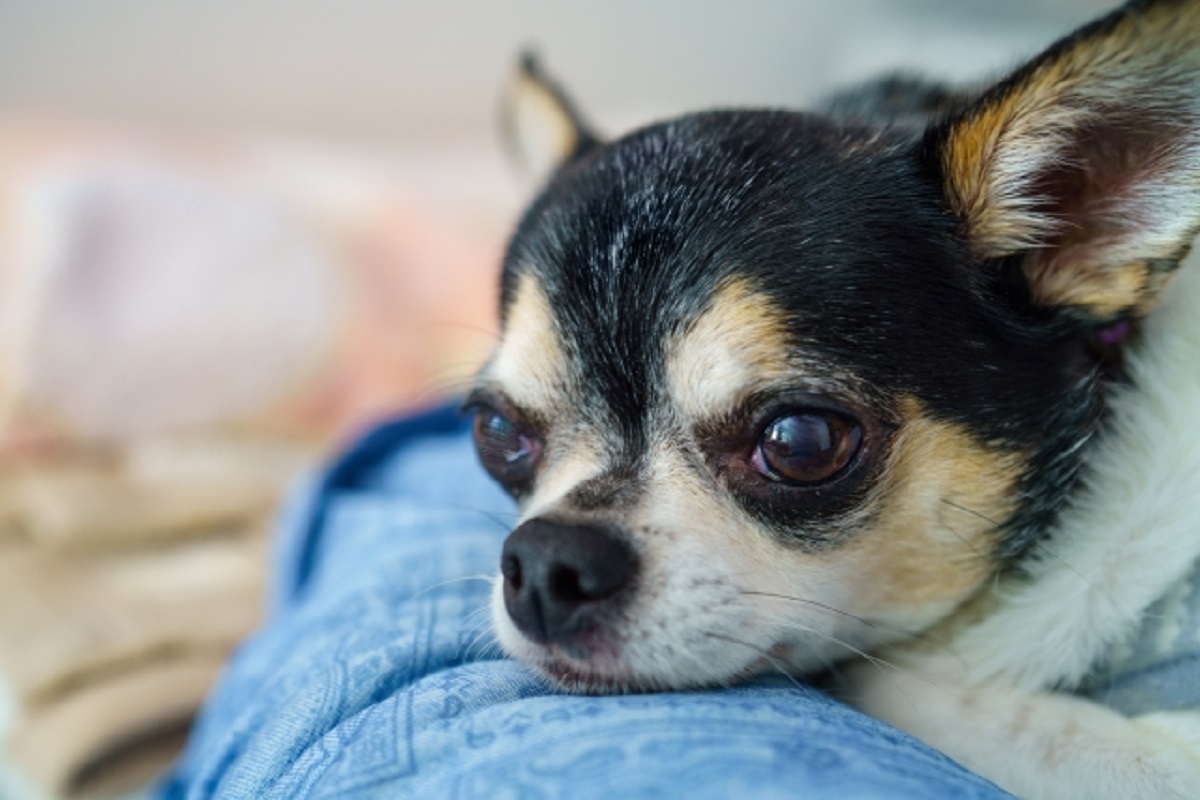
left=501, top=53, right=600, bottom=187
left=931, top=0, right=1200, bottom=319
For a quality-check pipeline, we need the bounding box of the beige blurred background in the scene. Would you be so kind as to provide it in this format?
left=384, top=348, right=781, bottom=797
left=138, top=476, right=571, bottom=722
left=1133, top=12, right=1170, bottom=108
left=0, top=2, right=1114, bottom=798
left=1, top=0, right=1107, bottom=143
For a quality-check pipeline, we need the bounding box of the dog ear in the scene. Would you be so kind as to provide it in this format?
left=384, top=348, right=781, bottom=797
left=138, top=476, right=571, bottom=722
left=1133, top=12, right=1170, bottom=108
left=930, top=0, right=1200, bottom=319
left=501, top=53, right=600, bottom=187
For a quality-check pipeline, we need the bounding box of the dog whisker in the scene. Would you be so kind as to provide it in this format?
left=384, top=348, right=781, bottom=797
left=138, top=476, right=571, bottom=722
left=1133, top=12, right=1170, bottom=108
left=467, top=634, right=503, bottom=662
left=408, top=573, right=495, bottom=604
left=942, top=498, right=1102, bottom=594
left=461, top=602, right=494, bottom=626
left=935, top=518, right=995, bottom=559
left=738, top=589, right=971, bottom=671
left=705, top=623, right=933, bottom=732
left=461, top=508, right=521, bottom=533
left=462, top=611, right=503, bottom=661
left=410, top=502, right=520, bottom=533
left=783, top=620, right=892, bottom=674
left=738, top=589, right=882, bottom=631
left=938, top=502, right=1006, bottom=566
left=774, top=618, right=966, bottom=728
left=940, top=498, right=1002, bottom=529
left=1027, top=539, right=1099, bottom=592
left=702, top=632, right=808, bottom=693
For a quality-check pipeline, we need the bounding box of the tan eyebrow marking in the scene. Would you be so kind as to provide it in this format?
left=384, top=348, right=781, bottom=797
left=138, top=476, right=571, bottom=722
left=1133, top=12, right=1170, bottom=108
left=483, top=272, right=569, bottom=417
left=666, top=277, right=794, bottom=421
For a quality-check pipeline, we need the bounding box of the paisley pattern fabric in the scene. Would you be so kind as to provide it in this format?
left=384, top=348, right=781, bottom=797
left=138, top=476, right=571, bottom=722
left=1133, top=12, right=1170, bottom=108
left=159, top=405, right=1009, bottom=799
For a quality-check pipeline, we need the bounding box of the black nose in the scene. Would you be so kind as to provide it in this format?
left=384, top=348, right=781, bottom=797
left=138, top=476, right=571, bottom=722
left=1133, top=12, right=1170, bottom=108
left=500, top=518, right=637, bottom=645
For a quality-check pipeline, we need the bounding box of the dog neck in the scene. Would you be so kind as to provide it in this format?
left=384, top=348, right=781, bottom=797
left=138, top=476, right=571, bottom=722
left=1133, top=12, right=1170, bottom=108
left=897, top=248, right=1200, bottom=693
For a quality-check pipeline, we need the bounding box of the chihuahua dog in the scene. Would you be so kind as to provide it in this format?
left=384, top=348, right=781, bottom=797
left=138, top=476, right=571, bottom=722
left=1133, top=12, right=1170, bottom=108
left=466, top=1, right=1200, bottom=797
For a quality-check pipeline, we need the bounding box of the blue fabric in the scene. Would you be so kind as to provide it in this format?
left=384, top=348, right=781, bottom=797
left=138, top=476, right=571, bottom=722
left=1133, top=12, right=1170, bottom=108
left=1077, top=552, right=1200, bottom=716
left=160, top=404, right=1011, bottom=799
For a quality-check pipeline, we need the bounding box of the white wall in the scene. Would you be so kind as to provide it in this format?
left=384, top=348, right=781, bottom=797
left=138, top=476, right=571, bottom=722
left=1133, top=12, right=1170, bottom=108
left=0, top=0, right=1111, bottom=144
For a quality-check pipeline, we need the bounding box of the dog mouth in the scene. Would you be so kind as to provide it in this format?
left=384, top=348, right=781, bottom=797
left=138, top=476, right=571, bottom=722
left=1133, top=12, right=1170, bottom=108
left=537, top=655, right=643, bottom=694
left=512, top=623, right=650, bottom=694
left=528, top=639, right=792, bottom=695
left=532, top=648, right=719, bottom=695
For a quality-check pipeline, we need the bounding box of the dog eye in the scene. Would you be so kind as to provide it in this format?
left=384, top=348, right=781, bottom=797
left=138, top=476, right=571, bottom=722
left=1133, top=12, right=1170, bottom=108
left=472, top=407, right=543, bottom=486
left=752, top=411, right=862, bottom=485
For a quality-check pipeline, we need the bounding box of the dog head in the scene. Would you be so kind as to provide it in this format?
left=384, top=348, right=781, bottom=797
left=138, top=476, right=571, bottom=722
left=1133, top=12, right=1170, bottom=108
left=468, top=0, right=1200, bottom=692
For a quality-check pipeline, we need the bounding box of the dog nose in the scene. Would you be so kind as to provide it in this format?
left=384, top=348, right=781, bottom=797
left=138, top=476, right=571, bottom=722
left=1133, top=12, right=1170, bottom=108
left=500, top=518, right=637, bottom=645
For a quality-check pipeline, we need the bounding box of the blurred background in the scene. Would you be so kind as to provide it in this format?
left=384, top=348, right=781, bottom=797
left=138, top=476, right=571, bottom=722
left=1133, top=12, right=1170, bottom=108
left=0, top=1, right=1110, bottom=797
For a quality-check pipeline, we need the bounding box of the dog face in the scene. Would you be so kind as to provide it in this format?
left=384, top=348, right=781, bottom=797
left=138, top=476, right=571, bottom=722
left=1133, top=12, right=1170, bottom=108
left=470, top=1, right=1200, bottom=692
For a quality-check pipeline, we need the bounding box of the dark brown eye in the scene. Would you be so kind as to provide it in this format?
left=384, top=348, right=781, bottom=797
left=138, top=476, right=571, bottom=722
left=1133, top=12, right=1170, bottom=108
left=472, top=407, right=543, bottom=487
left=752, top=411, right=862, bottom=485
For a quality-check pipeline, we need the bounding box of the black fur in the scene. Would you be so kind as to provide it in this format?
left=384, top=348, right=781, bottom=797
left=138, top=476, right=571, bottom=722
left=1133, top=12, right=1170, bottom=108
left=820, top=73, right=974, bottom=131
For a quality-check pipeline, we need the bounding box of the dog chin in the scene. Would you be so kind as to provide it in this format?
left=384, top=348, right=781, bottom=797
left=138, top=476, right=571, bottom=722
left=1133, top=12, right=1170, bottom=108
left=495, top=625, right=656, bottom=694
left=521, top=649, right=733, bottom=695
left=522, top=641, right=803, bottom=695
left=494, top=615, right=777, bottom=695
left=533, top=655, right=648, bottom=695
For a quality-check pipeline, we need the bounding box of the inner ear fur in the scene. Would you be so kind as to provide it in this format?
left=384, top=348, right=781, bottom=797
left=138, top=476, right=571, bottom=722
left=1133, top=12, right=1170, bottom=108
left=930, top=0, right=1200, bottom=319
left=501, top=53, right=600, bottom=188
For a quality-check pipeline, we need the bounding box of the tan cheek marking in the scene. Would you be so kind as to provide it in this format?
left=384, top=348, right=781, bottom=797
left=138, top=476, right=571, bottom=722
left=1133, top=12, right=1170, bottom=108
left=848, top=398, right=1022, bottom=614
left=485, top=272, right=568, bottom=414
left=666, top=277, right=793, bottom=420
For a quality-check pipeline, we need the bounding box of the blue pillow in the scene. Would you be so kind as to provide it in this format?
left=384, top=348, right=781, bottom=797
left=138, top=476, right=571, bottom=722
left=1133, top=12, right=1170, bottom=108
left=159, top=405, right=1010, bottom=799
